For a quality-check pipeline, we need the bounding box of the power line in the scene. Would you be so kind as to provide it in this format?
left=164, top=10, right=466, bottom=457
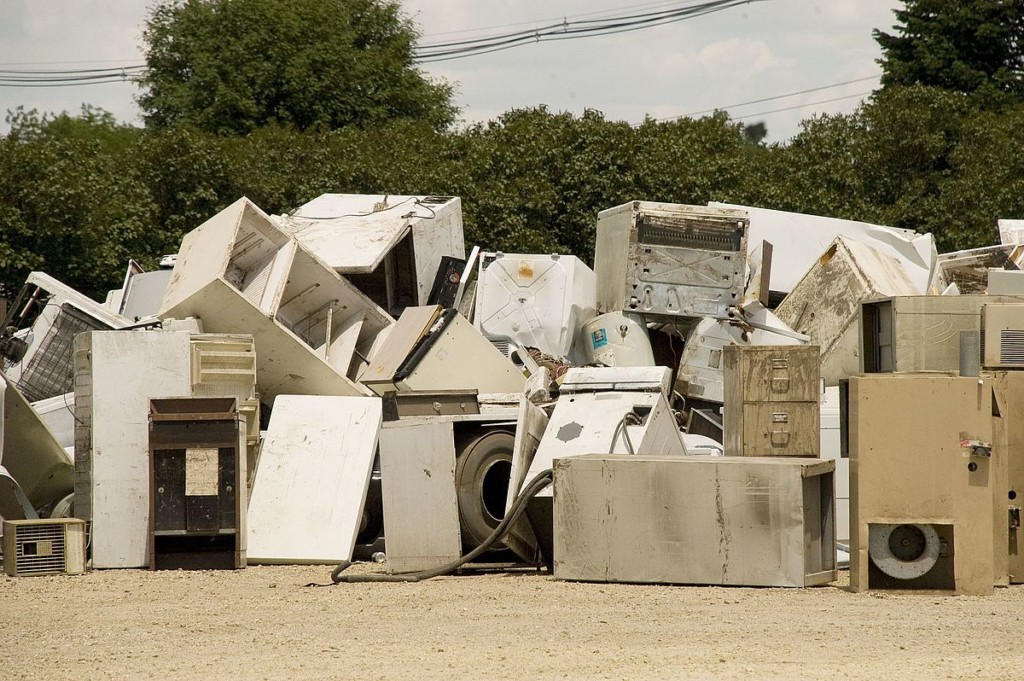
left=737, top=90, right=872, bottom=120
left=659, top=74, right=880, bottom=121
left=1, top=0, right=762, bottom=82
left=416, top=0, right=766, bottom=63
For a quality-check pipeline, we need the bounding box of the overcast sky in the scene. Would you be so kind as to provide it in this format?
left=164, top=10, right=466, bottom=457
left=0, top=0, right=902, bottom=142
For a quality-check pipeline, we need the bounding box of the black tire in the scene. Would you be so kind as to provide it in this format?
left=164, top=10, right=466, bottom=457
left=455, top=429, right=515, bottom=551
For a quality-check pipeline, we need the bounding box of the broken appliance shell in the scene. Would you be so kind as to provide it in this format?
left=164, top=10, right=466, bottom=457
left=74, top=330, right=259, bottom=568
left=360, top=305, right=525, bottom=396
left=675, top=304, right=803, bottom=404
left=594, top=201, right=749, bottom=321
left=935, top=244, right=1024, bottom=294
left=553, top=454, right=836, bottom=587
left=774, top=236, right=919, bottom=386
left=710, top=201, right=935, bottom=299
left=3, top=272, right=131, bottom=403
left=159, top=197, right=393, bottom=404
left=849, top=374, right=996, bottom=595
left=275, top=194, right=464, bottom=315
left=246, top=395, right=381, bottom=564
left=0, top=371, right=73, bottom=513
left=860, top=295, right=1024, bottom=374
left=723, top=344, right=821, bottom=457
left=474, top=252, right=596, bottom=363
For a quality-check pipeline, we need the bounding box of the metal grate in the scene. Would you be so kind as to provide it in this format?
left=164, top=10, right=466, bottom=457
left=11, top=523, right=66, bottom=576
left=18, top=304, right=111, bottom=402
left=1000, top=329, right=1024, bottom=365
left=637, top=215, right=744, bottom=252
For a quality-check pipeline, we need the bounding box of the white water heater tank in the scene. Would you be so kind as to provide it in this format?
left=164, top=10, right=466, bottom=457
left=581, top=312, right=655, bottom=366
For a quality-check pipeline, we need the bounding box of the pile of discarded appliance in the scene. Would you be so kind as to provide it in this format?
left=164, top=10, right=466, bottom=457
left=2, top=192, right=1023, bottom=596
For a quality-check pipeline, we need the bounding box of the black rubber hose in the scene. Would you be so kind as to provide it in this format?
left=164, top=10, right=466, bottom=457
left=330, top=468, right=553, bottom=584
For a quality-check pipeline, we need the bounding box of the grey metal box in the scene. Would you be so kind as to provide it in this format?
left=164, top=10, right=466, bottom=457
left=553, top=454, right=836, bottom=587
left=723, top=344, right=821, bottom=457
left=593, top=201, right=748, bottom=321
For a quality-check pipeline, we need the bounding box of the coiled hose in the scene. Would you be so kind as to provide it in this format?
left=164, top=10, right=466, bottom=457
left=329, top=467, right=553, bottom=583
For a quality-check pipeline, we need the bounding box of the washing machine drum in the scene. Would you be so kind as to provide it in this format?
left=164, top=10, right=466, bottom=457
left=869, top=523, right=941, bottom=580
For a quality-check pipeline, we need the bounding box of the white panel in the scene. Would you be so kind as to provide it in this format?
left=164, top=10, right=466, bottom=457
left=524, top=390, right=685, bottom=499
left=83, top=331, right=192, bottom=568
left=246, top=395, right=381, bottom=564
left=379, top=421, right=461, bottom=573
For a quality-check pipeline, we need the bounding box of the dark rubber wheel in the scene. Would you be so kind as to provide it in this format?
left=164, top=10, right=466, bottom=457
left=455, top=429, right=515, bottom=551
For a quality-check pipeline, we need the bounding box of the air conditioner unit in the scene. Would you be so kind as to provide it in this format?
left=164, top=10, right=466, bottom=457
left=860, top=294, right=1024, bottom=374
left=3, top=518, right=87, bottom=577
left=982, top=304, right=1024, bottom=369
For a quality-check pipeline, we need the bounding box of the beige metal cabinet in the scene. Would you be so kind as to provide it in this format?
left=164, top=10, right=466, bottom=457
left=849, top=373, right=996, bottom=595
left=723, top=344, right=820, bottom=457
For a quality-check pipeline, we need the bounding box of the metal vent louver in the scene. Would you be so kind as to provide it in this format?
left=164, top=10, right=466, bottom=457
left=1000, top=329, right=1024, bottom=365
left=982, top=304, right=1024, bottom=369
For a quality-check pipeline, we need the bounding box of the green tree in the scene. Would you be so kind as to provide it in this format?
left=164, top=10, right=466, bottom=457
left=874, top=0, right=1024, bottom=108
left=139, top=0, right=456, bottom=136
left=0, top=115, right=157, bottom=299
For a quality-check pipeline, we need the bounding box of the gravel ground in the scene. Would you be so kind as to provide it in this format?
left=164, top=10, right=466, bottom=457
left=2, top=563, right=1022, bottom=680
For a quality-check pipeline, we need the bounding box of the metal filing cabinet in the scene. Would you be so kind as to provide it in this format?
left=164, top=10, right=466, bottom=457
left=723, top=344, right=820, bottom=457
left=148, top=397, right=246, bottom=570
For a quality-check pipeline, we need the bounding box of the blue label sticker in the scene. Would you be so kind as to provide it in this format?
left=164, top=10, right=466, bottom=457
left=591, top=328, right=608, bottom=349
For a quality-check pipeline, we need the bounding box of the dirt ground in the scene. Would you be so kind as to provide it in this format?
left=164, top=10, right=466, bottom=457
left=2, top=563, right=1022, bottom=680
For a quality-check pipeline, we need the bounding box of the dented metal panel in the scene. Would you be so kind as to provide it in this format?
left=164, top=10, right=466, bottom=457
left=553, top=454, right=836, bottom=587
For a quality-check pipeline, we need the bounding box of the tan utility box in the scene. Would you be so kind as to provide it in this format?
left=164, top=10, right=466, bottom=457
left=552, top=454, right=836, bottom=587
left=849, top=374, right=996, bottom=595
left=723, top=344, right=820, bottom=457
left=860, top=294, right=1024, bottom=374
left=988, top=371, right=1024, bottom=584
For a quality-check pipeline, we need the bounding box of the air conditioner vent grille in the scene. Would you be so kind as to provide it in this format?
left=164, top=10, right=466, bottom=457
left=11, top=523, right=66, bottom=575
left=999, top=329, right=1024, bottom=365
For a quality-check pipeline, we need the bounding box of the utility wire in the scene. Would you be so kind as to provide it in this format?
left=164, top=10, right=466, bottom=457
left=0, top=0, right=765, bottom=82
left=732, top=90, right=873, bottom=120
left=659, top=74, right=880, bottom=121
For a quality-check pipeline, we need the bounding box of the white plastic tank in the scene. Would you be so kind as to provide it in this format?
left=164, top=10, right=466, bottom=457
left=581, top=312, right=655, bottom=366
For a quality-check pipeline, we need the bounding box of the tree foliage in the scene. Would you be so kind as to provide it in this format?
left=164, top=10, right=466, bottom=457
left=138, top=0, right=456, bottom=135
left=874, top=0, right=1024, bottom=108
